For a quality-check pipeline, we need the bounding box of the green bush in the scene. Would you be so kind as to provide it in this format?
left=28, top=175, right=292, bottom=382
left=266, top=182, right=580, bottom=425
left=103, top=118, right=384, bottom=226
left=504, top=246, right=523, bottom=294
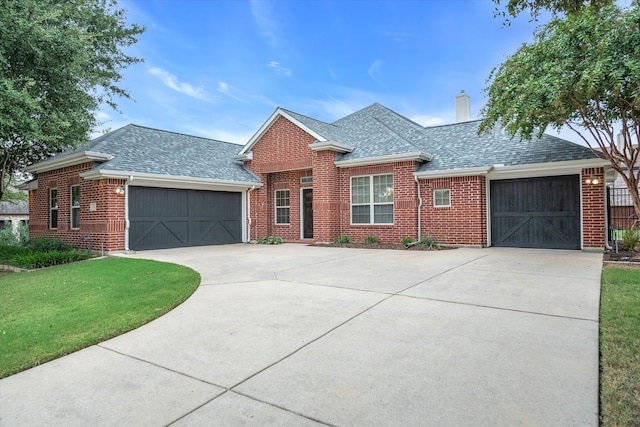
left=335, top=235, right=352, bottom=244
left=418, top=236, right=440, bottom=250
left=10, top=250, right=92, bottom=269
left=25, top=237, right=74, bottom=252
left=364, top=235, right=377, bottom=244
left=257, top=236, right=284, bottom=245
left=401, top=237, right=414, bottom=246
left=620, top=228, right=640, bottom=251
left=0, top=223, right=28, bottom=247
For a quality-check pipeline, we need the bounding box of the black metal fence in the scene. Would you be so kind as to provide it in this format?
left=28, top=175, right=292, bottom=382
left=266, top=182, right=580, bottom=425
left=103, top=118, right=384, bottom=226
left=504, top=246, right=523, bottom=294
left=607, top=186, right=638, bottom=234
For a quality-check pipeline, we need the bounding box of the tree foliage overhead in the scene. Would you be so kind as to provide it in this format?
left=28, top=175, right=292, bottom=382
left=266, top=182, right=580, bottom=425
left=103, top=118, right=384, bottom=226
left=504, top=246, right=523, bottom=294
left=0, top=0, right=144, bottom=199
left=480, top=1, right=640, bottom=222
left=492, top=0, right=613, bottom=22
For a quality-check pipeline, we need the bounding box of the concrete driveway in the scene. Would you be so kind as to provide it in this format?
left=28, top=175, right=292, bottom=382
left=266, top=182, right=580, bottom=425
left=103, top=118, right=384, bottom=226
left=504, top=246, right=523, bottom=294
left=0, top=245, right=602, bottom=426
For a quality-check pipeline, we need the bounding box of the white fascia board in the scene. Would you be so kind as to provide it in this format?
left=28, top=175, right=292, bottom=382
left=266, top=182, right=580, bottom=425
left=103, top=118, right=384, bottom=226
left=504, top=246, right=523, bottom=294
left=80, top=169, right=263, bottom=192
left=488, top=158, right=610, bottom=180
left=414, top=166, right=493, bottom=179
left=25, top=151, right=112, bottom=173
left=239, top=108, right=327, bottom=155
left=309, top=140, right=353, bottom=153
left=335, top=151, right=432, bottom=168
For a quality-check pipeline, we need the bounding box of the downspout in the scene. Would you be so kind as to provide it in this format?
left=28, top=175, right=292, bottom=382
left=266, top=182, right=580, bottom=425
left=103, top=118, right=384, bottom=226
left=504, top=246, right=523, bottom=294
left=124, top=175, right=133, bottom=252
left=246, top=185, right=256, bottom=243
left=415, top=175, right=422, bottom=240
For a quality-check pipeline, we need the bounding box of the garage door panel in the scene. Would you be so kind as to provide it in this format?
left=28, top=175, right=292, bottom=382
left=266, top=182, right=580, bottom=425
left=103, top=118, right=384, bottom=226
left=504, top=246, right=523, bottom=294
left=491, top=175, right=580, bottom=249
left=129, top=187, right=242, bottom=250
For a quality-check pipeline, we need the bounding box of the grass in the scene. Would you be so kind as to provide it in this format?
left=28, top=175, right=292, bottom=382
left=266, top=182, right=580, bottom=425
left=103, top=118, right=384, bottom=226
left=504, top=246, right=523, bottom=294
left=600, top=266, right=640, bottom=426
left=0, top=257, right=200, bottom=379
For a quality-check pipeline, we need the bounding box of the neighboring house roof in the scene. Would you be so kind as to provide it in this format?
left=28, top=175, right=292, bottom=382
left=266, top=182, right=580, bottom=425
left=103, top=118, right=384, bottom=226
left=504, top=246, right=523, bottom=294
left=26, top=125, right=262, bottom=189
left=0, top=200, right=28, bottom=215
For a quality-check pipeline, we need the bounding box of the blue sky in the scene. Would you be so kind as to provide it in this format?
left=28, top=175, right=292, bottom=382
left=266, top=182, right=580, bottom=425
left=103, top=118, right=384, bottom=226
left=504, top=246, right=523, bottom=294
left=101, top=0, right=558, bottom=144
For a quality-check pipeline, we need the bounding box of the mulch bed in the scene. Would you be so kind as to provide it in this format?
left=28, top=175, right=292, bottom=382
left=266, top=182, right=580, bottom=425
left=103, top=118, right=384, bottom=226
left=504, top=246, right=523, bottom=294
left=603, top=250, right=640, bottom=266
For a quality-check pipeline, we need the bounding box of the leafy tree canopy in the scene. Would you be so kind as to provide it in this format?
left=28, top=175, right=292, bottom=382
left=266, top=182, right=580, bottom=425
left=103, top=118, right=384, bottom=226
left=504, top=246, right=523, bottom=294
left=0, top=0, right=144, bottom=200
left=492, top=0, right=614, bottom=22
left=480, top=1, right=640, bottom=220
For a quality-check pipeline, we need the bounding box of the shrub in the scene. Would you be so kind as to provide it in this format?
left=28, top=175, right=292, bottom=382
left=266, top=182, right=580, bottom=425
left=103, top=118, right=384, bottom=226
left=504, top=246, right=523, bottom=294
left=0, top=223, right=28, bottom=247
left=401, top=237, right=414, bottom=246
left=364, top=235, right=377, bottom=244
left=25, top=237, right=74, bottom=252
left=620, top=228, right=640, bottom=251
left=335, top=235, right=352, bottom=244
left=418, top=236, right=440, bottom=250
left=257, top=236, right=284, bottom=245
left=10, top=250, right=93, bottom=269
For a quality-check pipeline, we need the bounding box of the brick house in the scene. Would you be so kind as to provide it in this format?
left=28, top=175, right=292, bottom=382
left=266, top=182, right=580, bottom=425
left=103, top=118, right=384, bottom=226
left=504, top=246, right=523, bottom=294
left=23, top=95, right=610, bottom=252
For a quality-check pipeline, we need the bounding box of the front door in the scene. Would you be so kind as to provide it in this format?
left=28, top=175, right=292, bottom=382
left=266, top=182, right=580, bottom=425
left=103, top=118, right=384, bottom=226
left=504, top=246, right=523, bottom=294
left=302, top=188, right=313, bottom=239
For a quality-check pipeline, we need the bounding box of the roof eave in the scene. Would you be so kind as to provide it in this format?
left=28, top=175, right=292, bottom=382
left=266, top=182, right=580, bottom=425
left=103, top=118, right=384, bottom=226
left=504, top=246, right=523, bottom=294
left=25, top=151, right=112, bottom=173
left=17, top=179, right=38, bottom=190
left=415, top=166, right=493, bottom=179
left=334, top=151, right=431, bottom=168
left=488, top=158, right=610, bottom=179
left=309, top=140, right=353, bottom=153
left=79, top=169, right=262, bottom=191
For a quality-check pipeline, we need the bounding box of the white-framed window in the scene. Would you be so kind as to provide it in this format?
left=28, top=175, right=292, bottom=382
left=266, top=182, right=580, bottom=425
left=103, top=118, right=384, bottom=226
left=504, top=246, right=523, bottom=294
left=275, top=189, right=290, bottom=224
left=70, top=185, right=80, bottom=229
left=434, top=189, right=451, bottom=207
left=351, top=174, right=394, bottom=224
left=300, top=176, right=313, bottom=184
left=49, top=188, right=58, bottom=229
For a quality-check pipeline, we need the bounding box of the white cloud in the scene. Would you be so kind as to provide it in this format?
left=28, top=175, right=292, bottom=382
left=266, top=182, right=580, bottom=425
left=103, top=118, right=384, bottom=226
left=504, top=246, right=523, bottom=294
left=217, top=80, right=278, bottom=108
left=188, top=126, right=254, bottom=145
left=148, top=67, right=209, bottom=101
left=368, top=59, right=384, bottom=83
left=409, top=114, right=447, bottom=127
left=251, top=0, right=279, bottom=47
left=267, top=61, right=291, bottom=76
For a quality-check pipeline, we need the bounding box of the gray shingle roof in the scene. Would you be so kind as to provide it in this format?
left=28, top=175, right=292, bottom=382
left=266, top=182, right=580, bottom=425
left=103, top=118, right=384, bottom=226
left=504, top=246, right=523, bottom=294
left=287, top=103, right=598, bottom=170
left=0, top=200, right=28, bottom=215
left=55, top=125, right=261, bottom=183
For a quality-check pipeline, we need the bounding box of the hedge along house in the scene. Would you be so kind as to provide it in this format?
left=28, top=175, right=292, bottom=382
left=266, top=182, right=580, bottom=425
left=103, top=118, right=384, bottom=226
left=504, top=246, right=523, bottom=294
left=23, top=126, right=261, bottom=251
left=24, top=94, right=611, bottom=252
left=238, top=93, right=611, bottom=250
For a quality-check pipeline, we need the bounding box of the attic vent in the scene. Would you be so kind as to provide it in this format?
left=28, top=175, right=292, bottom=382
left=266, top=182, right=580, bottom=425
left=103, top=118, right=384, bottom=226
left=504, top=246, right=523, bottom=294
left=300, top=176, right=313, bottom=184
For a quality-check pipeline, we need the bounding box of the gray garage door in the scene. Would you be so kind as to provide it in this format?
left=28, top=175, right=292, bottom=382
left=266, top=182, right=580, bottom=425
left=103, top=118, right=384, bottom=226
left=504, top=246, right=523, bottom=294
left=490, top=175, right=580, bottom=249
left=129, top=187, right=242, bottom=250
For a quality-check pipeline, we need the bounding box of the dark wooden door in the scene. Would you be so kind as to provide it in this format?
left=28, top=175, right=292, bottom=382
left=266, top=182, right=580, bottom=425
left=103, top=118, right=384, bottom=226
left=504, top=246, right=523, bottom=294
left=302, top=188, right=313, bottom=239
left=490, top=175, right=580, bottom=249
left=129, top=187, right=242, bottom=250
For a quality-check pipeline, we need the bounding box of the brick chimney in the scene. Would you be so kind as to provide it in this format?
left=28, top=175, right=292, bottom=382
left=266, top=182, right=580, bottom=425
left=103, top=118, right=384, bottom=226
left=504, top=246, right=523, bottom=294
left=455, top=90, right=470, bottom=122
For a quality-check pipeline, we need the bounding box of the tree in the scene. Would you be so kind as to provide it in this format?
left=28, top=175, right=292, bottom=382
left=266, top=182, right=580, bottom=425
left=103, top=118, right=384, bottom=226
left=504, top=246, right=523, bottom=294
left=480, top=1, right=640, bottom=224
left=492, top=0, right=613, bottom=23
left=0, top=0, right=144, bottom=200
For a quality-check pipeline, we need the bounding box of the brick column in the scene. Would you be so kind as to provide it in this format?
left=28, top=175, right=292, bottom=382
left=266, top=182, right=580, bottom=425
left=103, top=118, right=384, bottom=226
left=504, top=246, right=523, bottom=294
left=582, top=167, right=605, bottom=249
left=312, top=150, right=340, bottom=242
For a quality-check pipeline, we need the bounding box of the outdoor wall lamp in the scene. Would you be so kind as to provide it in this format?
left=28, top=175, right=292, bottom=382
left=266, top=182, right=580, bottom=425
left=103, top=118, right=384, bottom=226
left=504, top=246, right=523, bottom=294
left=585, top=176, right=600, bottom=185
left=114, top=186, right=125, bottom=195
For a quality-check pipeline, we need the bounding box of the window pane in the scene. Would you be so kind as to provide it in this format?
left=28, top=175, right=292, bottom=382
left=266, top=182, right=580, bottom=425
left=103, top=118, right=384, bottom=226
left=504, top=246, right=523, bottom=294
left=276, top=207, right=290, bottom=224
left=51, top=209, right=58, bottom=229
left=71, top=208, right=80, bottom=228
left=71, top=186, right=80, bottom=207
left=374, top=204, right=393, bottom=224
left=352, top=205, right=370, bottom=224
left=373, top=174, right=393, bottom=203
left=275, top=190, right=289, bottom=207
left=434, top=189, right=450, bottom=206
left=351, top=176, right=370, bottom=204
left=50, top=189, right=58, bottom=209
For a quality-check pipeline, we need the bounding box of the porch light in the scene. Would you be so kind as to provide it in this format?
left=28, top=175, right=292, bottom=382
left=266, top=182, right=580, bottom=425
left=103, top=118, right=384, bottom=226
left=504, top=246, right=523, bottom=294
left=585, top=176, right=600, bottom=185
left=114, top=186, right=125, bottom=195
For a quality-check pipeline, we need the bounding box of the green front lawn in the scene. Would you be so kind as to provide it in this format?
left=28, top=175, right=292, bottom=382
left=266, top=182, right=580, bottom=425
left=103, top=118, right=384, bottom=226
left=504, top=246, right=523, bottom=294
left=600, top=266, right=640, bottom=426
left=0, top=258, right=199, bottom=379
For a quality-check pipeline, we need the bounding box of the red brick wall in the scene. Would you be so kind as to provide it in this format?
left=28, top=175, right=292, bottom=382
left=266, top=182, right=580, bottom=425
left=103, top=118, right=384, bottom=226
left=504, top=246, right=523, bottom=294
left=246, top=116, right=316, bottom=241
left=29, top=162, right=127, bottom=252
left=420, top=175, right=487, bottom=246
left=582, top=167, right=605, bottom=249
left=335, top=162, right=419, bottom=243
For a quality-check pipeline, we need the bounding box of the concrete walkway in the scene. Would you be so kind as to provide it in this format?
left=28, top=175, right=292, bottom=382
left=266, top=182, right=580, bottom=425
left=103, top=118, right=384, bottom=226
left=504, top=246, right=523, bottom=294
left=0, top=245, right=603, bottom=426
